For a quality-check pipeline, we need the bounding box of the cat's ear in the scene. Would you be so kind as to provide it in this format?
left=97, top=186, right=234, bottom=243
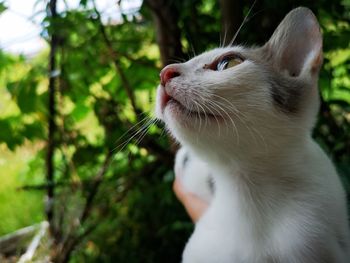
left=265, top=7, right=323, bottom=77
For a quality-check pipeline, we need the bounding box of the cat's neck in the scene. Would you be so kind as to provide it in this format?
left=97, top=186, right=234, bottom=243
left=207, top=135, right=318, bottom=205
left=198, top=130, right=310, bottom=171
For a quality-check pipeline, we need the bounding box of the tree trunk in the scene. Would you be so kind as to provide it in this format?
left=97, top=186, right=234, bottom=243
left=144, top=0, right=185, bottom=66
left=219, top=0, right=243, bottom=46
left=46, top=0, right=58, bottom=235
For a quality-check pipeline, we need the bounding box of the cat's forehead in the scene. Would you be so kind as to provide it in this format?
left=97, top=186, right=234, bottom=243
left=186, top=46, right=246, bottom=66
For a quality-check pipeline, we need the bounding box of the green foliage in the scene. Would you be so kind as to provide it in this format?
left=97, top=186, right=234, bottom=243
left=70, top=170, right=192, bottom=263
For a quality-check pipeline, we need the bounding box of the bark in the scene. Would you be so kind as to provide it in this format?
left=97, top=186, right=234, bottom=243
left=219, top=0, right=243, bottom=46
left=46, top=0, right=58, bottom=234
left=144, top=0, right=185, bottom=66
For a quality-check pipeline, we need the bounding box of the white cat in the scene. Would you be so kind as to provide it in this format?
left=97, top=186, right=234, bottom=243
left=156, top=7, right=350, bottom=263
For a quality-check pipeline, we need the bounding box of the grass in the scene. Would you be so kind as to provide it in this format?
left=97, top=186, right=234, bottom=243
left=0, top=143, right=44, bottom=236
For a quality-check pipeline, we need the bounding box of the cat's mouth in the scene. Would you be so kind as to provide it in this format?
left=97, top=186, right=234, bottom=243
left=158, top=85, right=223, bottom=122
left=164, top=93, right=222, bottom=120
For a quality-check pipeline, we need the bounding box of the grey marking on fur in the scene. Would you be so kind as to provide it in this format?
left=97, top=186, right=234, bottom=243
left=207, top=175, right=215, bottom=194
left=182, top=152, right=189, bottom=168
left=240, top=47, right=305, bottom=114
left=337, top=233, right=349, bottom=251
left=269, top=75, right=303, bottom=114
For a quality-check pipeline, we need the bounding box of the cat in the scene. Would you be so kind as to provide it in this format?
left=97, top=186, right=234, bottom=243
left=155, top=7, right=350, bottom=263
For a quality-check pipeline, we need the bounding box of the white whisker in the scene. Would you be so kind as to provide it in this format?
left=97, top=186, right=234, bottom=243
left=113, top=115, right=151, bottom=146
left=228, top=0, right=257, bottom=46
left=111, top=117, right=155, bottom=155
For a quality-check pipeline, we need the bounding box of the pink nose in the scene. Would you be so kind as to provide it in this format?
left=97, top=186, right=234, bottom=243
left=160, top=66, right=180, bottom=86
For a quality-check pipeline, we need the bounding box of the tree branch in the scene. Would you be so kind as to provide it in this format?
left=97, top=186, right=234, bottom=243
left=59, top=158, right=163, bottom=260
left=92, top=1, right=141, bottom=119
left=80, top=151, right=113, bottom=223
left=51, top=151, right=113, bottom=263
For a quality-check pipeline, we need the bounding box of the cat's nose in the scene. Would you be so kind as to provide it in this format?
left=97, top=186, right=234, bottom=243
left=160, top=65, right=181, bottom=86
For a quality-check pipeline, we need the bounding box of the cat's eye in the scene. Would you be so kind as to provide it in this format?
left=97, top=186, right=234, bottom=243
left=216, top=57, right=243, bottom=71
left=203, top=52, right=245, bottom=71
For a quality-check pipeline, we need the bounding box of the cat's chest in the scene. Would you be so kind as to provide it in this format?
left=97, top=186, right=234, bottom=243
left=181, top=176, right=315, bottom=263
left=182, top=216, right=269, bottom=263
left=182, top=205, right=304, bottom=263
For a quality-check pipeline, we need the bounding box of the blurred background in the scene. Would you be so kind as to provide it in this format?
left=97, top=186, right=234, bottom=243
left=0, top=0, right=349, bottom=262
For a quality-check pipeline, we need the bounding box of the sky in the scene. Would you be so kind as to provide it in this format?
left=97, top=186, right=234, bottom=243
left=0, top=0, right=142, bottom=56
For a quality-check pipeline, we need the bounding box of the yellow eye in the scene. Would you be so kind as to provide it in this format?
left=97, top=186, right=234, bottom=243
left=217, top=57, right=243, bottom=71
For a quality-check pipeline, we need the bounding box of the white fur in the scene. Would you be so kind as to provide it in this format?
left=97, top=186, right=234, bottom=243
left=175, top=147, right=213, bottom=202
left=156, top=7, right=350, bottom=263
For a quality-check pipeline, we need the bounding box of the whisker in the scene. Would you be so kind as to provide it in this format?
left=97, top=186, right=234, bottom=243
left=193, top=91, right=217, bottom=129
left=210, top=94, right=250, bottom=124
left=206, top=99, right=240, bottom=145
left=211, top=95, right=268, bottom=147
left=167, top=57, right=186, bottom=64
left=111, top=118, right=155, bottom=154
left=199, top=99, right=223, bottom=136
left=190, top=42, right=197, bottom=58
left=221, top=23, right=229, bottom=48
left=189, top=89, right=265, bottom=147
left=159, top=121, right=168, bottom=138
left=193, top=101, right=203, bottom=131
left=228, top=0, right=257, bottom=46
left=132, top=118, right=158, bottom=150
left=113, top=114, right=151, bottom=146
left=197, top=99, right=209, bottom=128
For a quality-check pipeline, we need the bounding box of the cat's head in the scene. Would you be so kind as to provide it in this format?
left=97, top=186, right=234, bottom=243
left=155, top=7, right=323, bottom=159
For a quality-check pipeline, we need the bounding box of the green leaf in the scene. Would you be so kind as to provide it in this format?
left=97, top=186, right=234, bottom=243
left=0, top=119, right=13, bottom=144
left=7, top=79, right=39, bottom=114
left=71, top=101, right=90, bottom=121
left=23, top=122, right=45, bottom=141
left=79, top=0, right=88, bottom=7
left=0, top=2, right=7, bottom=14
left=73, top=145, right=103, bottom=165
left=0, top=118, right=23, bottom=150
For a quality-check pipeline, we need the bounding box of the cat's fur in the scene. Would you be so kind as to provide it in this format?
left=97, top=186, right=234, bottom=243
left=156, top=7, right=350, bottom=263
